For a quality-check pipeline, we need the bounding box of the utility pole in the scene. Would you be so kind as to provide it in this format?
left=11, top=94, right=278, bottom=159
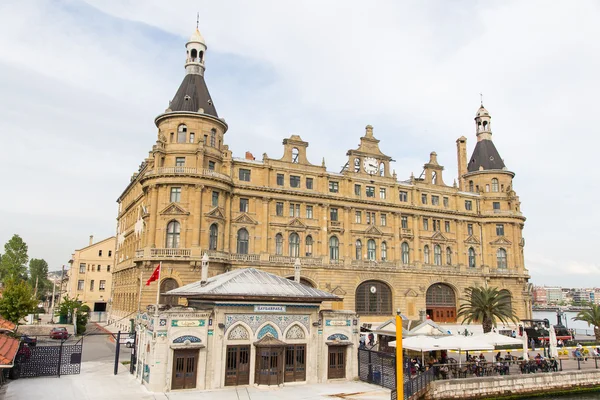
left=55, top=265, right=65, bottom=321
left=50, top=278, right=57, bottom=323
left=34, top=276, right=39, bottom=298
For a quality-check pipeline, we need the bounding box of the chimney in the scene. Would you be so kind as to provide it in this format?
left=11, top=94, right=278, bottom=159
left=456, top=136, right=468, bottom=190
left=294, top=258, right=301, bottom=283
left=245, top=151, right=255, bottom=160
left=89, top=235, right=94, bottom=246
left=201, top=253, right=209, bottom=285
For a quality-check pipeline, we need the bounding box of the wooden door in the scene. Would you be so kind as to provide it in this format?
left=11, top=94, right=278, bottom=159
left=327, top=346, right=346, bottom=379
left=225, top=345, right=250, bottom=386
left=255, top=347, right=283, bottom=385
left=171, top=349, right=198, bottom=390
left=429, top=307, right=456, bottom=323
left=284, top=344, right=306, bottom=382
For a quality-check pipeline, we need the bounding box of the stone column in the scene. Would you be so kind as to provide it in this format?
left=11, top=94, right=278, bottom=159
left=456, top=219, right=465, bottom=268
left=393, top=213, right=400, bottom=262
left=147, top=185, right=159, bottom=248
left=192, top=185, right=204, bottom=248
left=261, top=197, right=270, bottom=254
left=224, top=193, right=232, bottom=252
left=321, top=203, right=329, bottom=258
left=412, top=215, right=421, bottom=266
left=343, top=207, right=351, bottom=259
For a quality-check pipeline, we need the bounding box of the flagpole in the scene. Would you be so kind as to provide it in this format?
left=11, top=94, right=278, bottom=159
left=155, top=262, right=162, bottom=307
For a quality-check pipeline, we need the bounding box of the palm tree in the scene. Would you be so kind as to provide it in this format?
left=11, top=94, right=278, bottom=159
left=457, top=286, right=519, bottom=333
left=573, top=303, right=600, bottom=342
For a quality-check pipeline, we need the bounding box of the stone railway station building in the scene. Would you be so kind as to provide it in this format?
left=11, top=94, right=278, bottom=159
left=109, top=27, right=532, bottom=330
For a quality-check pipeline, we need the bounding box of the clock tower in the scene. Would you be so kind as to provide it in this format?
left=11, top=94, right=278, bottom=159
left=345, top=125, right=393, bottom=177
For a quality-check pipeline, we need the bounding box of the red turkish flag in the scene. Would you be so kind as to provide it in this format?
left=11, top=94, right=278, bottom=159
left=145, top=264, right=161, bottom=286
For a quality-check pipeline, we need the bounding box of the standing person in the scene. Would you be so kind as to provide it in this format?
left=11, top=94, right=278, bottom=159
left=368, top=332, right=374, bottom=347
left=511, top=330, right=517, bottom=338
left=530, top=338, right=536, bottom=351
left=558, top=339, right=563, bottom=348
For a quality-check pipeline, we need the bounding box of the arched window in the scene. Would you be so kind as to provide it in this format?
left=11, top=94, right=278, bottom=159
left=329, top=236, right=339, bottom=260
left=499, top=289, right=512, bottom=313
left=209, top=224, right=218, bottom=250
left=492, top=178, right=499, bottom=192
left=355, top=240, right=362, bottom=260
left=401, top=242, right=410, bottom=264
left=367, top=239, right=376, bottom=261
left=354, top=157, right=361, bottom=172
left=355, top=280, right=392, bottom=315
left=177, top=124, right=187, bottom=143
left=275, top=234, right=283, bottom=255
left=289, top=233, right=300, bottom=257
left=424, top=245, right=430, bottom=264
left=434, top=245, right=442, bottom=266
left=210, top=129, right=216, bottom=147
left=381, top=242, right=387, bottom=261
left=468, top=247, right=476, bottom=268
left=446, top=247, right=452, bottom=265
left=166, top=221, right=180, bottom=248
left=190, top=48, right=197, bottom=60
left=159, top=278, right=179, bottom=306
left=469, top=180, right=474, bottom=192
left=199, top=50, right=204, bottom=62
left=292, top=148, right=299, bottom=163
left=379, top=162, right=385, bottom=176
left=237, top=228, right=249, bottom=254
left=305, top=235, right=313, bottom=257
left=497, top=248, right=507, bottom=269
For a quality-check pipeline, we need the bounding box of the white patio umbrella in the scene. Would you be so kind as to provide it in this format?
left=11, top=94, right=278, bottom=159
left=473, top=332, right=522, bottom=347
left=549, top=326, right=559, bottom=358
left=522, top=330, right=529, bottom=361
left=436, top=335, right=494, bottom=366
left=389, top=336, right=453, bottom=367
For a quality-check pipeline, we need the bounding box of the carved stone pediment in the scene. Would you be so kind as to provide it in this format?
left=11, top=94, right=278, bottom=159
left=364, top=225, right=383, bottom=235
left=205, top=207, right=225, bottom=220
left=404, top=289, right=419, bottom=297
left=464, top=235, right=481, bottom=245
left=160, top=203, right=190, bottom=216
left=287, top=218, right=307, bottom=229
left=431, top=231, right=448, bottom=241
left=490, top=236, right=512, bottom=246
left=233, top=213, right=258, bottom=225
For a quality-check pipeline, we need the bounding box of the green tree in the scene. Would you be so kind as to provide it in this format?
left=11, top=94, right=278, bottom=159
left=29, top=258, right=50, bottom=297
left=58, top=295, right=88, bottom=335
left=0, top=235, right=29, bottom=282
left=457, top=286, right=519, bottom=333
left=0, top=278, right=37, bottom=324
left=573, top=303, right=600, bottom=342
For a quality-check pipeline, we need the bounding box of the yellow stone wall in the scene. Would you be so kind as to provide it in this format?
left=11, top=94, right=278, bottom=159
left=109, top=111, right=531, bottom=326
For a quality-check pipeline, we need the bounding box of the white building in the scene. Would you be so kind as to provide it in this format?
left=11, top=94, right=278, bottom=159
left=135, top=268, right=359, bottom=391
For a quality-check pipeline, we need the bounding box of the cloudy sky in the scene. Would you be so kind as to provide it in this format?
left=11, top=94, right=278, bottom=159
left=0, top=0, right=598, bottom=287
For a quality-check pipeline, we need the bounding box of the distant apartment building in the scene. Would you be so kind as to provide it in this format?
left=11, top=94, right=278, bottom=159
left=533, top=286, right=547, bottom=305
left=66, top=236, right=116, bottom=312
left=572, top=289, right=591, bottom=304
left=545, top=287, right=563, bottom=304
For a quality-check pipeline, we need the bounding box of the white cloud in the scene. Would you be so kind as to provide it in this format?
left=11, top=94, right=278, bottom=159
left=0, top=0, right=598, bottom=287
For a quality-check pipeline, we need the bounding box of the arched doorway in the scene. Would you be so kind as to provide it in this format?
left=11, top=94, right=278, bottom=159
left=160, top=278, right=179, bottom=306
left=425, top=283, right=456, bottom=323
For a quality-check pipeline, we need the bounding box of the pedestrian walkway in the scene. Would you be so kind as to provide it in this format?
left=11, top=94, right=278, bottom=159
left=2, top=360, right=390, bottom=400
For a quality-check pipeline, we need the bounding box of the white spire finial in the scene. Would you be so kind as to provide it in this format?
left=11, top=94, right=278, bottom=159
left=294, top=258, right=301, bottom=283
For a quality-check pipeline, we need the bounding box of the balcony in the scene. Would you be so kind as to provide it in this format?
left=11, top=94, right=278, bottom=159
left=267, top=255, right=323, bottom=265
left=401, top=228, right=413, bottom=237
left=328, top=221, right=344, bottom=232
left=206, top=250, right=230, bottom=261
left=143, top=167, right=232, bottom=182
left=149, top=248, right=191, bottom=258
left=135, top=249, right=144, bottom=258
left=230, top=253, right=260, bottom=262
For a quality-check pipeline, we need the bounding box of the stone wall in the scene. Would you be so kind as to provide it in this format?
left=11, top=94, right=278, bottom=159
left=425, top=370, right=600, bottom=399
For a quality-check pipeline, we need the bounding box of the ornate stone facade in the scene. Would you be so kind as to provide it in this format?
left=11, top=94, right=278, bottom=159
left=109, top=27, right=531, bottom=328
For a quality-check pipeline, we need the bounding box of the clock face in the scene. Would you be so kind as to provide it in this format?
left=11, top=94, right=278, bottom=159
left=363, top=157, right=378, bottom=174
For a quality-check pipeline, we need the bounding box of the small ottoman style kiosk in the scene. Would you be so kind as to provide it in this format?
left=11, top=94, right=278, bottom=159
left=135, top=261, right=359, bottom=391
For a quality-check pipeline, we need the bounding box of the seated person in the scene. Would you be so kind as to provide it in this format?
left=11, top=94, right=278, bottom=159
left=495, top=351, right=502, bottom=362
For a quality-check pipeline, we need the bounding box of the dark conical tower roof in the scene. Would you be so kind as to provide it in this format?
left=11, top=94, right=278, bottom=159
left=467, top=140, right=505, bottom=172
left=169, top=74, right=218, bottom=117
